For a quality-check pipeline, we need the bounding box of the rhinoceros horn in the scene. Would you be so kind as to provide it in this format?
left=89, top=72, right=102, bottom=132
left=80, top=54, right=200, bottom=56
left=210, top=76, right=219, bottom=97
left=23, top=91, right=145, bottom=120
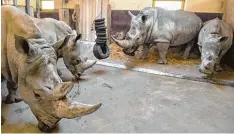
left=111, top=35, right=134, bottom=49
left=53, top=82, right=102, bottom=119
left=128, top=11, right=136, bottom=18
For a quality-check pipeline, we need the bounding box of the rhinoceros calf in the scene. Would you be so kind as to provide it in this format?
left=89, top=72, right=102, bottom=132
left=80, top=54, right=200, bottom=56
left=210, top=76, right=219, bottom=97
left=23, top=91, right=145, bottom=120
left=1, top=5, right=101, bottom=132
left=198, top=18, right=233, bottom=75
left=32, top=17, right=96, bottom=79
left=112, top=7, right=203, bottom=64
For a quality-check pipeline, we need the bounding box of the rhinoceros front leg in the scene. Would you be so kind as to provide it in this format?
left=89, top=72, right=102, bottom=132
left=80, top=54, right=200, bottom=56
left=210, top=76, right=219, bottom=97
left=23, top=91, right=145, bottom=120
left=140, top=44, right=150, bottom=60
left=215, top=49, right=228, bottom=72
left=57, top=68, right=63, bottom=77
left=4, top=81, right=22, bottom=104
left=183, top=40, right=195, bottom=59
left=157, top=43, right=170, bottom=64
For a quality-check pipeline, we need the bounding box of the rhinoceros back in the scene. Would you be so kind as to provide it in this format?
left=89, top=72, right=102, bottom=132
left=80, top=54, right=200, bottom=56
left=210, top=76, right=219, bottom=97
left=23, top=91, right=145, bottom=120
left=1, top=5, right=46, bottom=83
left=154, top=7, right=203, bottom=46
left=33, top=17, right=75, bottom=45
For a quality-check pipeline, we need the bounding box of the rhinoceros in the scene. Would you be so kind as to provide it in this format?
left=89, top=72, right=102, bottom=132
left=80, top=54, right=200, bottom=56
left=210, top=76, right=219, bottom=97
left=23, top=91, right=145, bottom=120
left=31, top=17, right=96, bottom=79
left=112, top=7, right=203, bottom=64
left=1, top=5, right=101, bottom=132
left=198, top=18, right=233, bottom=75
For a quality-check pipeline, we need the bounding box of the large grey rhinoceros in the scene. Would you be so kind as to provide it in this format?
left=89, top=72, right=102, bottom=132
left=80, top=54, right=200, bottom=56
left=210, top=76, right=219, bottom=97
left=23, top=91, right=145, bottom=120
left=1, top=5, right=101, bottom=132
left=32, top=17, right=96, bottom=79
left=112, top=7, right=203, bottom=64
left=198, top=17, right=233, bottom=75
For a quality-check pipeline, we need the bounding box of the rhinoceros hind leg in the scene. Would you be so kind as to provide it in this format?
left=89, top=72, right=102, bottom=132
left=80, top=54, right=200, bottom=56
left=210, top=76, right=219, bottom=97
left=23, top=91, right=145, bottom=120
left=4, top=81, right=22, bottom=104
left=183, top=40, right=195, bottom=59
left=157, top=43, right=169, bottom=64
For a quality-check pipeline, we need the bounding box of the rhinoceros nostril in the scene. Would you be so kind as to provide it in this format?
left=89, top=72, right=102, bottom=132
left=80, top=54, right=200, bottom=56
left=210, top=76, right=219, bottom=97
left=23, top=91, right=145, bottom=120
left=204, top=63, right=212, bottom=69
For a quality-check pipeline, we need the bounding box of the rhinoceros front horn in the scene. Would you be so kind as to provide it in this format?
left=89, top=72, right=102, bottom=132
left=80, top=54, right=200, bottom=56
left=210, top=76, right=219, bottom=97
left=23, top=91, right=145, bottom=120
left=111, top=35, right=133, bottom=49
left=55, top=99, right=102, bottom=119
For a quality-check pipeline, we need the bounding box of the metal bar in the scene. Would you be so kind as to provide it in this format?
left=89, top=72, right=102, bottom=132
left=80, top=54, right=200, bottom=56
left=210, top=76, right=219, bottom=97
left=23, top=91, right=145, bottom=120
left=36, top=0, right=40, bottom=18
left=25, top=0, right=30, bottom=15
left=13, top=0, right=17, bottom=6
left=101, top=0, right=103, bottom=18
left=87, top=60, right=234, bottom=87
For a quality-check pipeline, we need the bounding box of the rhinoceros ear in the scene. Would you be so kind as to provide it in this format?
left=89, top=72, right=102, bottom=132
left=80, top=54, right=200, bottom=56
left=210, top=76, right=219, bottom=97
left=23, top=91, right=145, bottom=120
left=218, top=36, right=229, bottom=42
left=52, top=35, right=71, bottom=51
left=128, top=11, right=136, bottom=18
left=73, top=33, right=82, bottom=43
left=14, top=35, right=38, bottom=57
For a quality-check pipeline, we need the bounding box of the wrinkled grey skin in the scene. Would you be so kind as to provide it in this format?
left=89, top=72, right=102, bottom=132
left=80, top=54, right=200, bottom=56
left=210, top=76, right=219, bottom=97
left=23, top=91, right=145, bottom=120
left=1, top=6, right=101, bottom=132
left=112, top=7, right=203, bottom=64
left=32, top=18, right=96, bottom=79
left=198, top=18, right=233, bottom=75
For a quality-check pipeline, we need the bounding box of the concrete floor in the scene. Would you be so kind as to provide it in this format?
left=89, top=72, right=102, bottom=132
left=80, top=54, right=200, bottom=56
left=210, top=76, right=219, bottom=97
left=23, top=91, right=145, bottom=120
left=1, top=63, right=234, bottom=133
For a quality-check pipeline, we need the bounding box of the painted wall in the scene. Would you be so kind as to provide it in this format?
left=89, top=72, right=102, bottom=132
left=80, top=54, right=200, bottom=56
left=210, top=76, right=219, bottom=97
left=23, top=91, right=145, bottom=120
left=110, top=0, right=151, bottom=10
left=184, top=0, right=225, bottom=13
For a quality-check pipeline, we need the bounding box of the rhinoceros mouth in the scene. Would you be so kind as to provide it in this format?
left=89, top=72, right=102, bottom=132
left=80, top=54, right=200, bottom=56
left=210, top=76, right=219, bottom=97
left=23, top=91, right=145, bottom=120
left=38, top=121, right=58, bottom=133
left=199, top=66, right=213, bottom=75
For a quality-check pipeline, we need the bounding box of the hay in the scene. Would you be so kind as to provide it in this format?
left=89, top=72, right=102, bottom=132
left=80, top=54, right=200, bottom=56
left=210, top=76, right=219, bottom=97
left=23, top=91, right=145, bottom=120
left=109, top=43, right=201, bottom=66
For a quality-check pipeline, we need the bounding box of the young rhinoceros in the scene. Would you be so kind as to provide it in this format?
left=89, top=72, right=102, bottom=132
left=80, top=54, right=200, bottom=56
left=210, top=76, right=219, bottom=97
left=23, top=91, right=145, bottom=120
left=1, top=5, right=101, bottom=132
left=112, top=7, right=203, bottom=64
left=32, top=17, right=96, bottom=79
left=198, top=18, right=233, bottom=75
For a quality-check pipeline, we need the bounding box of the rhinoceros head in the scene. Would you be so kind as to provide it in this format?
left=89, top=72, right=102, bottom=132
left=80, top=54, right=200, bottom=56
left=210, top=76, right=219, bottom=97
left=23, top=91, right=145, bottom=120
left=198, top=34, right=229, bottom=75
left=15, top=35, right=101, bottom=132
left=112, top=10, right=151, bottom=56
left=53, top=30, right=96, bottom=78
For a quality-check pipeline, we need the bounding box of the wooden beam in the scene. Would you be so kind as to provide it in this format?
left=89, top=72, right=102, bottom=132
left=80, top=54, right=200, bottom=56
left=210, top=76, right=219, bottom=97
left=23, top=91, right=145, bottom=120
left=75, top=4, right=80, bottom=33
left=25, top=0, right=30, bottom=15
left=222, top=0, right=234, bottom=29
left=36, top=0, right=40, bottom=18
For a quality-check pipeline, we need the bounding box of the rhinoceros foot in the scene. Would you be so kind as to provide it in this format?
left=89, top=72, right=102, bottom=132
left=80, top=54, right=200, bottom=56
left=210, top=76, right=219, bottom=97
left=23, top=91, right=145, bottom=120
left=4, top=92, right=22, bottom=104
left=158, top=58, right=168, bottom=64
left=1, top=116, right=5, bottom=125
left=215, top=64, right=223, bottom=72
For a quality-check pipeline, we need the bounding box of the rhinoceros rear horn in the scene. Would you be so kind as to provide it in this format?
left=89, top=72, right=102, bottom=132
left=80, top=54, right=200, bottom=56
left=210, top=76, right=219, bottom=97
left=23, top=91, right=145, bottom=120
left=55, top=98, right=102, bottom=119
left=128, top=11, right=135, bottom=18
left=53, top=82, right=74, bottom=100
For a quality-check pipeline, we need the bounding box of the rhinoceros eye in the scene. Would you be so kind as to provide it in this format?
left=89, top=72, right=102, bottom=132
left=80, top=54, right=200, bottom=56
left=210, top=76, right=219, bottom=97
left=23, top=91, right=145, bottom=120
left=33, top=91, right=41, bottom=99
left=208, top=56, right=213, bottom=61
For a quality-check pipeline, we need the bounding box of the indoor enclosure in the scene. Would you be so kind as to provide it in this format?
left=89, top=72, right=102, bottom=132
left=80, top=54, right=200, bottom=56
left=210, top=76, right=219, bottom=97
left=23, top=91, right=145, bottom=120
left=1, top=0, right=234, bottom=133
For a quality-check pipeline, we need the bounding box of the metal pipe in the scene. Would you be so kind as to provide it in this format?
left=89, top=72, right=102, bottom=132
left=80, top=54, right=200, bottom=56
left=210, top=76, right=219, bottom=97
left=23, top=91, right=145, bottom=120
left=36, top=0, right=40, bottom=18
left=25, top=0, right=30, bottom=15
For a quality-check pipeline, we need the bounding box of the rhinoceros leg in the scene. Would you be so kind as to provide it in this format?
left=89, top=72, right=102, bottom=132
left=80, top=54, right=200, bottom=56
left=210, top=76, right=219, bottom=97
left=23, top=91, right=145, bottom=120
left=140, top=44, right=150, bottom=60
left=57, top=68, right=63, bottom=77
left=215, top=49, right=228, bottom=72
left=1, top=116, right=4, bottom=125
left=157, top=43, right=170, bottom=64
left=183, top=40, right=195, bottom=60
left=4, top=81, right=22, bottom=104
